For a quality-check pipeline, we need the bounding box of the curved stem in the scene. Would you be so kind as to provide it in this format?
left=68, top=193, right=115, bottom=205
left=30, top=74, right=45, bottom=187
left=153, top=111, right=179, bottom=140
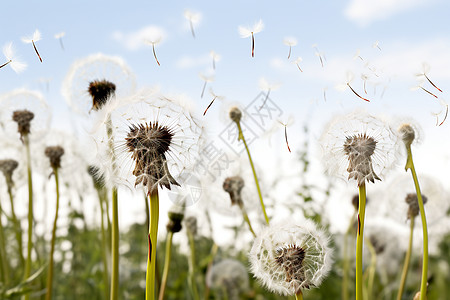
left=396, top=217, right=415, bottom=300
left=45, top=168, right=60, bottom=300
left=239, top=204, right=256, bottom=237
left=356, top=182, right=366, bottom=300
left=158, top=231, right=173, bottom=300
left=187, top=229, right=200, bottom=300
left=110, top=187, right=119, bottom=300
left=23, top=134, right=34, bottom=300
left=146, top=190, right=159, bottom=300
left=236, top=121, right=269, bottom=224
left=405, top=146, right=428, bottom=300
left=342, top=211, right=356, bottom=300
left=7, top=181, right=25, bottom=268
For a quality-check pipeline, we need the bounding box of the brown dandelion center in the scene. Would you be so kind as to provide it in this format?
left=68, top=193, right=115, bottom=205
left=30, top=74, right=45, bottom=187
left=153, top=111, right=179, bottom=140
left=275, top=245, right=312, bottom=290
left=45, top=146, right=65, bottom=169
left=343, top=133, right=380, bottom=185
left=0, top=159, right=19, bottom=184
left=125, top=122, right=179, bottom=195
left=229, top=107, right=242, bottom=123
left=88, top=80, right=116, bottom=111
left=12, top=109, right=34, bottom=137
left=398, top=124, right=415, bottom=147
left=405, top=193, right=428, bottom=219
left=223, top=176, right=245, bottom=206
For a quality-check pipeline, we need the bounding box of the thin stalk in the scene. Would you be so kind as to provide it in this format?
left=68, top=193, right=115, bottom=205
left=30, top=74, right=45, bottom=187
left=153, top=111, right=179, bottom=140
left=396, top=217, right=415, bottom=300
left=146, top=190, right=159, bottom=300
left=7, top=181, right=25, bottom=268
left=295, top=290, right=303, bottom=300
left=365, top=237, right=377, bottom=300
left=187, top=229, right=200, bottom=300
left=158, top=231, right=173, bottom=300
left=45, top=168, right=60, bottom=300
left=238, top=204, right=256, bottom=237
left=110, top=187, right=119, bottom=300
left=342, top=211, right=357, bottom=300
left=23, top=134, right=34, bottom=300
left=236, top=121, right=269, bottom=224
left=97, top=187, right=110, bottom=300
left=0, top=200, right=10, bottom=285
left=356, top=182, right=367, bottom=300
left=203, top=243, right=219, bottom=300
left=405, top=146, right=428, bottom=300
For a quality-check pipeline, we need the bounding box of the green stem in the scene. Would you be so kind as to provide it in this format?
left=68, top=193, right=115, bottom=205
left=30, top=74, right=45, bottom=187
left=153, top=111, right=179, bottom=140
left=110, top=187, right=119, bottom=300
left=158, top=231, right=173, bottom=300
left=146, top=190, right=159, bottom=300
left=236, top=121, right=269, bottom=224
left=239, top=204, right=256, bottom=237
left=187, top=229, right=200, bottom=300
left=7, top=180, right=25, bottom=268
left=365, top=237, right=377, bottom=300
left=295, top=290, right=304, bottom=300
left=405, top=146, right=428, bottom=300
left=342, top=211, right=356, bottom=300
left=45, top=168, right=60, bottom=300
left=396, top=217, right=415, bottom=300
left=23, top=134, right=34, bottom=300
left=356, top=182, right=366, bottom=300
left=0, top=199, right=10, bottom=285
left=203, top=243, right=219, bottom=300
left=97, top=187, right=110, bottom=300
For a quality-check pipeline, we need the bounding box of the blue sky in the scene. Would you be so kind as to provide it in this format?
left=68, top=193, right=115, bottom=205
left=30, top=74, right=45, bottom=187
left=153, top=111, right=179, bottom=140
left=1, top=0, right=450, bottom=234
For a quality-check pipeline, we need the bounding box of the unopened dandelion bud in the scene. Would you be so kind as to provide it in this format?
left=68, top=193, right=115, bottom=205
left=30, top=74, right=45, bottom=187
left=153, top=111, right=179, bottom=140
left=0, top=159, right=18, bottom=184
left=229, top=106, right=242, bottom=123
left=185, top=216, right=197, bottom=235
left=44, top=146, right=65, bottom=169
left=405, top=193, right=428, bottom=219
left=166, top=206, right=185, bottom=233
left=88, top=79, right=116, bottom=111
left=223, top=176, right=245, bottom=207
left=398, top=123, right=415, bottom=148
left=12, top=109, right=34, bottom=138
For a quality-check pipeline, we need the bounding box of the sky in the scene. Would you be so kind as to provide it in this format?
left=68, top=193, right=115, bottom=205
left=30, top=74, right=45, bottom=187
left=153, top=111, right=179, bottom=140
left=1, top=0, right=450, bottom=242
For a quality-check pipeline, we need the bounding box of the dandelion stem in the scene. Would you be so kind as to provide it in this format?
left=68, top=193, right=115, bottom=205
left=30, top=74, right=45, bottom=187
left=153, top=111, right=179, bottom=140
left=7, top=179, right=25, bottom=268
left=96, top=187, right=110, bottom=300
left=295, top=290, right=304, bottom=300
left=0, top=60, right=11, bottom=69
left=239, top=204, right=256, bottom=237
left=396, top=217, right=415, bottom=300
left=152, top=44, right=160, bottom=66
left=158, top=231, right=173, bottom=300
left=356, top=182, right=367, bottom=300
left=203, top=243, right=219, bottom=300
left=365, top=237, right=377, bottom=300
left=32, top=41, right=43, bottom=62
left=45, top=167, right=60, bottom=300
left=236, top=121, right=269, bottom=224
left=342, top=211, right=356, bottom=300
left=0, top=198, right=10, bottom=285
left=251, top=33, right=255, bottom=57
left=23, top=134, right=34, bottom=300
left=146, top=190, right=159, bottom=300
left=187, top=229, right=200, bottom=300
left=405, top=146, right=428, bottom=300
left=110, top=187, right=119, bottom=300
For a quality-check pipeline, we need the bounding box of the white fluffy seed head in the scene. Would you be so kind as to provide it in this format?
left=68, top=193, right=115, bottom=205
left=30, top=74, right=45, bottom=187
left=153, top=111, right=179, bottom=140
left=249, top=219, right=333, bottom=296
left=206, top=259, right=249, bottom=300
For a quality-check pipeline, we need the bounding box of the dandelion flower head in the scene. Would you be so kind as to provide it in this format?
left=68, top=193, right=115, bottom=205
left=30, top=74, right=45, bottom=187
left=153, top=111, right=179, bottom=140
left=249, top=219, right=333, bottom=295
left=320, top=110, right=400, bottom=186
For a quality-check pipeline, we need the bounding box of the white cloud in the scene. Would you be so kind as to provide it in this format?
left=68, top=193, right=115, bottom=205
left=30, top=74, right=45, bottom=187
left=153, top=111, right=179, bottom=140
left=176, top=54, right=211, bottom=69
left=345, top=0, right=429, bottom=26
left=112, top=25, right=167, bottom=51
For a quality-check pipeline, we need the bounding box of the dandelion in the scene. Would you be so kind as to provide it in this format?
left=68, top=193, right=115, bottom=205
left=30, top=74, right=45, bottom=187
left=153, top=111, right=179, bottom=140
left=361, top=73, right=369, bottom=94
left=62, top=53, right=136, bottom=116
left=416, top=63, right=443, bottom=93
left=210, top=50, right=221, bottom=70
left=320, top=110, right=399, bottom=300
left=1, top=42, right=27, bottom=73
left=258, top=77, right=281, bottom=110
left=277, top=116, right=294, bottom=153
left=433, top=101, right=448, bottom=126
left=239, top=19, right=264, bottom=57
left=21, top=29, right=43, bottom=62
left=184, top=9, right=201, bottom=38
left=336, top=72, right=370, bottom=102
left=144, top=38, right=162, bottom=66
left=54, top=32, right=66, bottom=50
left=353, top=49, right=364, bottom=61
left=206, top=259, right=250, bottom=300
left=199, top=71, right=215, bottom=98
left=249, top=219, right=333, bottom=299
left=372, top=41, right=381, bottom=51
left=293, top=57, right=303, bottom=72
left=312, top=44, right=326, bottom=67
left=44, top=145, right=64, bottom=300
left=412, top=81, right=438, bottom=99
left=203, top=88, right=224, bottom=116
left=283, top=37, right=297, bottom=59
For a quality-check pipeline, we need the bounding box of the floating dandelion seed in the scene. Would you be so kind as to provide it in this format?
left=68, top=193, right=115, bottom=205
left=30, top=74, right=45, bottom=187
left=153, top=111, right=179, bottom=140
left=249, top=219, right=333, bottom=296
left=293, top=57, right=303, bottom=72
left=323, top=87, right=328, bottom=102
left=411, top=82, right=438, bottom=99
left=416, top=63, right=443, bottom=93
left=278, top=116, right=294, bottom=153
left=361, top=74, right=369, bottom=94
left=184, top=9, right=201, bottom=38
left=203, top=88, right=224, bottom=116
left=210, top=50, right=221, bottom=70
left=199, top=72, right=215, bottom=98
left=239, top=19, right=264, bottom=57
left=259, top=77, right=281, bottom=110
left=354, top=49, right=364, bottom=61
left=312, top=44, right=326, bottom=67
left=54, top=32, right=65, bottom=50
left=337, top=72, right=370, bottom=102
left=144, top=38, right=162, bottom=66
left=1, top=42, right=27, bottom=73
left=372, top=41, right=381, bottom=51
left=21, top=29, right=43, bottom=62
left=283, top=37, right=297, bottom=59
left=431, top=100, right=448, bottom=126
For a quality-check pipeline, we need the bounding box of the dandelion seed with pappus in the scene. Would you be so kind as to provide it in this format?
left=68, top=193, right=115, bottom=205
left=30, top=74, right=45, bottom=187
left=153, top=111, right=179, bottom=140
left=21, top=29, right=43, bottom=62
left=1, top=42, right=27, bottom=73
left=239, top=19, right=264, bottom=57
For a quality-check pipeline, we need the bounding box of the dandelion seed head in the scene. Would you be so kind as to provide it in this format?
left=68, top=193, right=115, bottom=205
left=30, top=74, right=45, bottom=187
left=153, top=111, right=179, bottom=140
left=87, top=165, right=105, bottom=190
left=223, top=176, right=245, bottom=206
left=88, top=80, right=117, bottom=111
left=396, top=118, right=424, bottom=149
left=320, top=110, right=400, bottom=186
left=206, top=259, right=250, bottom=300
left=44, top=146, right=65, bottom=169
left=12, top=109, right=34, bottom=138
left=249, top=219, right=333, bottom=296
left=229, top=106, right=242, bottom=123
left=405, top=193, right=428, bottom=220
left=0, top=159, right=19, bottom=183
